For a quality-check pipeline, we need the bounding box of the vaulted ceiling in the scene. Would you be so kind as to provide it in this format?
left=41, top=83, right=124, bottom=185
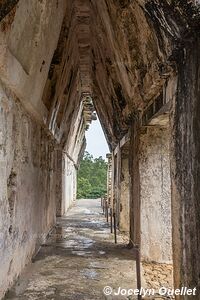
left=2, top=0, right=198, bottom=150
left=40, top=0, right=199, bottom=150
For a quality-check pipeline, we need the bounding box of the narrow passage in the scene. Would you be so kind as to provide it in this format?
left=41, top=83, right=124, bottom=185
left=5, top=199, right=137, bottom=300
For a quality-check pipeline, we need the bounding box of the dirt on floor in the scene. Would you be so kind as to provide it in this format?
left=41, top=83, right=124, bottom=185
left=4, top=199, right=140, bottom=300
left=4, top=199, right=174, bottom=300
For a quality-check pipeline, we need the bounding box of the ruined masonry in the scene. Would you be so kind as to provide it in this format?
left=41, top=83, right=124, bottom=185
left=0, top=1, right=200, bottom=300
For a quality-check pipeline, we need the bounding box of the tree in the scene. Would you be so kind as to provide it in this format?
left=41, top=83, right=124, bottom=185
left=77, top=151, right=107, bottom=199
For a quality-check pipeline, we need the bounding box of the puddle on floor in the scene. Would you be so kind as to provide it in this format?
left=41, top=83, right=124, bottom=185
left=81, top=269, right=98, bottom=280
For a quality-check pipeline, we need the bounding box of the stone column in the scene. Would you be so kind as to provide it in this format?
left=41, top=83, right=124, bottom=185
left=171, top=36, right=200, bottom=299
left=119, top=145, right=130, bottom=233
left=140, top=127, right=172, bottom=263
left=129, top=120, right=140, bottom=246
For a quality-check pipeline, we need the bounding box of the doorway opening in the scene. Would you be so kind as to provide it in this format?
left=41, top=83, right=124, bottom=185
left=77, top=117, right=109, bottom=200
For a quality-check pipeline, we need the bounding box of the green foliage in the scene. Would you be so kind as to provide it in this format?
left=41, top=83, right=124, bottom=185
left=77, top=151, right=107, bottom=199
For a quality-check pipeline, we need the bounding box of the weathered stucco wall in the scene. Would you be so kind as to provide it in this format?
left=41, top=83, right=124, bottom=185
left=62, top=156, right=77, bottom=215
left=0, top=4, right=94, bottom=296
left=119, top=149, right=130, bottom=233
left=140, top=127, right=172, bottom=263
left=129, top=121, right=140, bottom=247
left=58, top=101, right=89, bottom=216
left=0, top=0, right=200, bottom=298
left=0, top=0, right=66, bottom=125
left=0, top=82, right=60, bottom=298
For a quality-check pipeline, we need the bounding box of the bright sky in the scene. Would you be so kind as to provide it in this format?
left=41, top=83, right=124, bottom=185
left=85, top=118, right=110, bottom=159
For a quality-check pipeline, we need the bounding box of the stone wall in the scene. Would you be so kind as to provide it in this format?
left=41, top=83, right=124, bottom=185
left=0, top=0, right=66, bottom=126
left=0, top=82, right=60, bottom=298
left=0, top=0, right=200, bottom=298
left=62, top=155, right=77, bottom=215
left=171, top=37, right=200, bottom=299
left=140, top=127, right=172, bottom=264
left=119, top=148, right=130, bottom=233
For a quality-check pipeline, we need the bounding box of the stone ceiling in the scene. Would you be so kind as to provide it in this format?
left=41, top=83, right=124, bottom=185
left=1, top=0, right=199, bottom=150
left=43, top=0, right=199, bottom=150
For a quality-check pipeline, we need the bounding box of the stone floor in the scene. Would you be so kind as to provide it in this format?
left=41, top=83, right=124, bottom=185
left=5, top=199, right=139, bottom=300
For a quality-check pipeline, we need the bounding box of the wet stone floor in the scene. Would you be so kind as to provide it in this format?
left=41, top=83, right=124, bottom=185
left=5, top=199, right=138, bottom=300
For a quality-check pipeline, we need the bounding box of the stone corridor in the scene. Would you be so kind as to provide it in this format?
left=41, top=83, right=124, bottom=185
left=4, top=199, right=137, bottom=300
left=1, top=1, right=200, bottom=298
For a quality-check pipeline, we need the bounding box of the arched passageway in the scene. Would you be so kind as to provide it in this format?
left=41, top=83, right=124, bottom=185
left=0, top=1, right=200, bottom=299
